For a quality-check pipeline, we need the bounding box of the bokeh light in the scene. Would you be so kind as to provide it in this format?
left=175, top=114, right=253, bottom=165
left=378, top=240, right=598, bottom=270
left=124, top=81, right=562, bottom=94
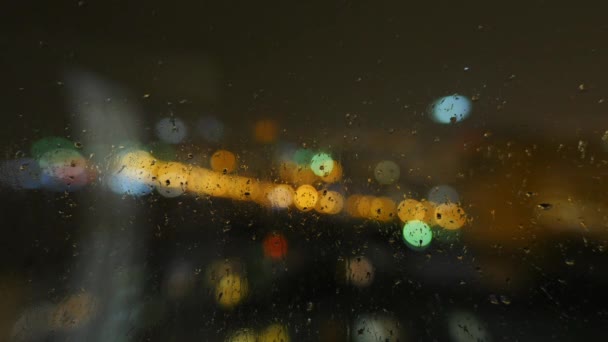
left=155, top=162, right=190, bottom=198
left=263, top=232, right=288, bottom=260
left=374, top=160, right=400, bottom=185
left=293, top=184, right=319, bottom=212
left=310, top=152, right=335, bottom=177
left=434, top=203, right=467, bottom=230
left=315, top=190, right=344, bottom=215
left=352, top=314, right=403, bottom=342
left=266, top=184, right=295, bottom=209
left=447, top=310, right=491, bottom=342
left=187, top=167, right=228, bottom=197
left=155, top=117, right=188, bottom=144
left=427, top=184, right=460, bottom=204
left=108, top=150, right=158, bottom=196
left=369, top=197, right=396, bottom=221
left=0, top=158, right=42, bottom=190
left=345, top=256, right=375, bottom=288
left=429, top=94, right=472, bottom=124
left=30, top=136, right=76, bottom=159
left=38, top=148, right=89, bottom=192
left=197, top=116, right=224, bottom=143
left=320, top=161, right=342, bottom=184
left=293, top=148, right=314, bottom=165
left=397, top=199, right=427, bottom=223
left=253, top=119, right=279, bottom=144
left=402, top=220, right=433, bottom=250
left=215, top=274, right=249, bottom=309
left=258, top=323, right=290, bottom=342
left=210, top=149, right=237, bottom=173
left=49, top=292, right=98, bottom=331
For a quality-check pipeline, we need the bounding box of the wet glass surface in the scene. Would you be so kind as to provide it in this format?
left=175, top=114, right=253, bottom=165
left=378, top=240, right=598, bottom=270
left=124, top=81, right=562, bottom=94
left=1, top=1, right=608, bottom=341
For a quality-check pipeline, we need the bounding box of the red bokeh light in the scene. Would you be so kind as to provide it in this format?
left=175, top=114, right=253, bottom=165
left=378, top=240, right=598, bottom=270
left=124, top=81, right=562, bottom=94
left=263, top=232, right=288, bottom=260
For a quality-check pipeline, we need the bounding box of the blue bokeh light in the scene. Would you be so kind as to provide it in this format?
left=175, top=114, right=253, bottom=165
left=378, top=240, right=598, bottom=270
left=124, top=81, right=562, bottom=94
left=429, top=94, right=472, bottom=124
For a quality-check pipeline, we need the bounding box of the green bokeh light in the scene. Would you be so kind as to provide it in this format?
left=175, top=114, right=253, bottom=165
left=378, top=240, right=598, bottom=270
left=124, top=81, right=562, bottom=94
left=293, top=148, right=314, bottom=165
left=31, top=136, right=76, bottom=159
left=310, top=152, right=334, bottom=177
left=402, top=220, right=433, bottom=250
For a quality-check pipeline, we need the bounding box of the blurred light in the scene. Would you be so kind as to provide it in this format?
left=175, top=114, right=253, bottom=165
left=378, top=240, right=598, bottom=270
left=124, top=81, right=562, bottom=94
left=402, top=220, right=433, bottom=250
left=434, top=203, right=466, bottom=230
left=187, top=167, right=228, bottom=197
left=429, top=94, right=472, bottom=124
left=293, top=148, right=314, bottom=165
left=253, top=119, right=279, bottom=144
left=292, top=165, right=318, bottom=185
left=210, top=150, right=237, bottom=174
left=374, top=160, right=400, bottom=185
left=310, top=152, right=335, bottom=177
left=155, top=162, right=190, bottom=198
left=225, top=328, right=257, bottom=342
left=320, top=161, right=343, bottom=184
left=258, top=323, right=290, bottom=342
left=0, top=158, right=42, bottom=189
left=50, top=292, right=98, bottom=331
left=263, top=232, right=288, bottom=260
left=108, top=150, right=158, bottom=196
left=397, top=199, right=428, bottom=223
left=215, top=274, right=249, bottom=309
left=345, top=256, right=375, bottom=288
left=224, top=176, right=263, bottom=202
left=352, top=314, right=402, bottom=342
left=197, top=116, right=224, bottom=143
left=356, top=196, right=373, bottom=218
left=30, top=136, right=76, bottom=159
left=38, top=148, right=88, bottom=192
left=155, top=117, right=188, bottom=144
left=369, top=197, right=397, bottom=221
left=427, top=184, right=460, bottom=204
left=294, top=184, right=319, bottom=212
left=315, top=190, right=344, bottom=215
left=447, top=310, right=491, bottom=342
left=266, top=184, right=295, bottom=209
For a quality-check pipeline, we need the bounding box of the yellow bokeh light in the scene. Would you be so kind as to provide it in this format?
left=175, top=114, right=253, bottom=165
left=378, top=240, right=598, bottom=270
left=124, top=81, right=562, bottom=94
left=293, top=184, right=319, bottom=212
left=211, top=150, right=237, bottom=173
left=292, top=165, right=318, bottom=186
left=253, top=119, right=279, bottom=144
left=435, top=203, right=466, bottom=230
left=155, top=162, right=190, bottom=197
left=258, top=323, right=290, bottom=342
left=397, top=199, right=427, bottom=223
left=320, top=162, right=342, bottom=184
left=315, top=190, right=344, bottom=215
left=278, top=161, right=297, bottom=183
left=224, top=176, right=263, bottom=202
left=345, top=195, right=363, bottom=217
left=187, top=167, right=228, bottom=197
left=215, top=274, right=249, bottom=309
left=356, top=196, right=373, bottom=218
left=369, top=197, right=397, bottom=221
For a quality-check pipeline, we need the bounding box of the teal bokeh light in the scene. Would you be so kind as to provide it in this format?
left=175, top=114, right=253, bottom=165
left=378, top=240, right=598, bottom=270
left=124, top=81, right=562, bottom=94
left=293, top=148, right=314, bottom=165
left=429, top=94, right=472, bottom=124
left=402, top=220, right=433, bottom=250
left=310, top=152, right=334, bottom=177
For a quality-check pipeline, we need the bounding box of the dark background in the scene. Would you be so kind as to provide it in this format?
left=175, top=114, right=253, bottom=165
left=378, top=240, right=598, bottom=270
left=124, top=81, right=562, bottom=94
left=1, top=1, right=607, bottom=341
